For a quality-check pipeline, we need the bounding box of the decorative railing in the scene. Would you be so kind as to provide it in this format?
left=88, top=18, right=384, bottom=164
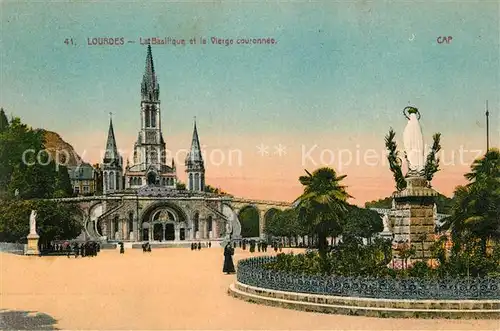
left=236, top=256, right=500, bottom=300
left=0, top=242, right=25, bottom=255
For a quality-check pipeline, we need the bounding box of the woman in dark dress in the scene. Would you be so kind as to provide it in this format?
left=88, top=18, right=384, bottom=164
left=223, top=242, right=236, bottom=274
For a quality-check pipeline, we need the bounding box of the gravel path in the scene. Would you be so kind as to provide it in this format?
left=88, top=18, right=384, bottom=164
left=1, top=248, right=497, bottom=330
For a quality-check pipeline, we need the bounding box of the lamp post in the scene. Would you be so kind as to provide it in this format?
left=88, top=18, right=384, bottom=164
left=486, top=100, right=490, bottom=152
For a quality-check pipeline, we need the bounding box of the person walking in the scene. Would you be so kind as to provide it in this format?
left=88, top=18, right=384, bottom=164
left=222, top=242, right=236, bottom=274
left=197, top=242, right=201, bottom=250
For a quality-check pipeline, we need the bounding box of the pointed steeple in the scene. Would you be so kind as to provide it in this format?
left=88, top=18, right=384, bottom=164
left=141, top=44, right=160, bottom=102
left=186, top=118, right=203, bottom=165
left=103, top=117, right=120, bottom=164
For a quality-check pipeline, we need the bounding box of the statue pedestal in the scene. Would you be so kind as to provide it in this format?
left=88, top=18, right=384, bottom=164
left=391, top=176, right=437, bottom=261
left=25, top=233, right=40, bottom=255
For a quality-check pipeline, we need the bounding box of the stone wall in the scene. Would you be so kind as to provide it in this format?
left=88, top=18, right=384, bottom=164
left=229, top=282, right=500, bottom=319
left=392, top=199, right=435, bottom=259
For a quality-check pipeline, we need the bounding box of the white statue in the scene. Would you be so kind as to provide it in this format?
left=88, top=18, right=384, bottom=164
left=29, top=210, right=38, bottom=235
left=433, top=203, right=437, bottom=219
left=403, top=107, right=425, bottom=176
left=391, top=198, right=395, bottom=209
left=225, top=221, right=232, bottom=237
left=382, top=214, right=391, bottom=233
left=222, top=204, right=241, bottom=238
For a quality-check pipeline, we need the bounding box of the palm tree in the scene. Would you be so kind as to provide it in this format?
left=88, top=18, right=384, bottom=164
left=442, top=148, right=500, bottom=255
left=465, top=148, right=499, bottom=184
left=295, top=167, right=351, bottom=270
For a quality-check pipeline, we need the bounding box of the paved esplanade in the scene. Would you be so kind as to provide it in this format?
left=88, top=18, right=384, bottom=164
left=1, top=249, right=497, bottom=330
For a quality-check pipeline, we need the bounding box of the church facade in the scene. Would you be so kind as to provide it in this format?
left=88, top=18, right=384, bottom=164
left=93, top=45, right=241, bottom=243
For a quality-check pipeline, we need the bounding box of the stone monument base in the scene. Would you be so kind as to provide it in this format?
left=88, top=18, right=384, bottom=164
left=391, top=176, right=438, bottom=260
left=25, top=233, right=40, bottom=255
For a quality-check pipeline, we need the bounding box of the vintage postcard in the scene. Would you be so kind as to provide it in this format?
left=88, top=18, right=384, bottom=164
left=0, top=1, right=499, bottom=330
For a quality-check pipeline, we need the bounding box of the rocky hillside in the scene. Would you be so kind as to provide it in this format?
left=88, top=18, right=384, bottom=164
left=41, top=130, right=85, bottom=167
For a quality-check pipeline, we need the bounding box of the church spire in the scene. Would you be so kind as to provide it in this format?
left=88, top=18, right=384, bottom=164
left=141, top=44, right=160, bottom=102
left=186, top=118, right=203, bottom=165
left=103, top=117, right=120, bottom=164
left=185, top=118, right=205, bottom=192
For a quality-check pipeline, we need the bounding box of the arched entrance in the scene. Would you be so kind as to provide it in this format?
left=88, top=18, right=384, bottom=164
left=142, top=222, right=150, bottom=241
left=140, top=202, right=189, bottom=242
left=238, top=205, right=260, bottom=238
left=153, top=223, right=163, bottom=241
left=264, top=208, right=280, bottom=232
left=165, top=223, right=175, bottom=240
left=147, top=172, right=157, bottom=185
left=193, top=212, right=200, bottom=239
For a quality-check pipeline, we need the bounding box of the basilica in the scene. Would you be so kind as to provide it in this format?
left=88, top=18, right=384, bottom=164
left=102, top=44, right=203, bottom=194
left=90, top=45, right=245, bottom=244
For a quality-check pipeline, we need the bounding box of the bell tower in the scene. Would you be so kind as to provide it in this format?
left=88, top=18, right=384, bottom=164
left=185, top=119, right=205, bottom=192
left=124, top=45, right=176, bottom=189
left=102, top=116, right=123, bottom=194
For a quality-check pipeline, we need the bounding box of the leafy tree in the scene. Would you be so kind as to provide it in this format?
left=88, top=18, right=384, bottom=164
left=365, top=197, right=392, bottom=209
left=54, top=165, right=74, bottom=198
left=344, top=205, right=383, bottom=244
left=385, top=128, right=406, bottom=191
left=295, top=167, right=351, bottom=269
left=0, top=108, right=9, bottom=133
left=0, top=116, right=58, bottom=198
left=265, top=208, right=306, bottom=245
left=8, top=154, right=57, bottom=199
left=0, top=114, right=86, bottom=245
left=0, top=199, right=82, bottom=244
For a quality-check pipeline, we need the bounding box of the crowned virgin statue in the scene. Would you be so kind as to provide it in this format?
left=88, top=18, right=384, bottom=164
left=403, top=107, right=425, bottom=176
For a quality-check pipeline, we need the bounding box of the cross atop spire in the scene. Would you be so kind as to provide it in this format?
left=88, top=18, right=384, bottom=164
left=141, top=44, right=160, bottom=102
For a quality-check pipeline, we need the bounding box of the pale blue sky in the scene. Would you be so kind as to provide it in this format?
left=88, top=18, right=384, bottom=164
left=1, top=1, right=498, bottom=140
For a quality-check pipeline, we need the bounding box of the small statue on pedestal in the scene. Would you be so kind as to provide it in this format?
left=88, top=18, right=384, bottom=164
left=26, top=210, right=40, bottom=255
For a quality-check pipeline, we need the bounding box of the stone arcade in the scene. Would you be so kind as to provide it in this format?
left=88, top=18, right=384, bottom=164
left=61, top=45, right=289, bottom=245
